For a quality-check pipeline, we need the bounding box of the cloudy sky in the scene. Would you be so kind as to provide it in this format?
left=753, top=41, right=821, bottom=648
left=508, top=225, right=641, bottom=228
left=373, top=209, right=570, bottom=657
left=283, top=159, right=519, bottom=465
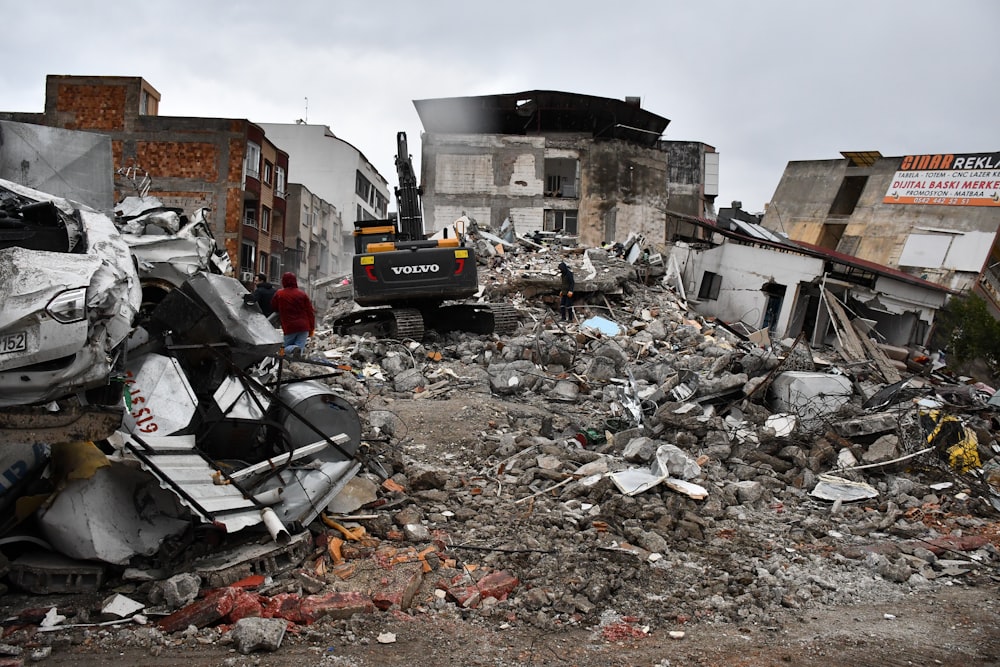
left=5, top=1, right=997, bottom=213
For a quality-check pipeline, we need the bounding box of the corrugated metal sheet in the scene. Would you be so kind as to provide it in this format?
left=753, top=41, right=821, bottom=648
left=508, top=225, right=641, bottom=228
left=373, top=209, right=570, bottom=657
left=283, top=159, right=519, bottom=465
left=124, top=433, right=264, bottom=533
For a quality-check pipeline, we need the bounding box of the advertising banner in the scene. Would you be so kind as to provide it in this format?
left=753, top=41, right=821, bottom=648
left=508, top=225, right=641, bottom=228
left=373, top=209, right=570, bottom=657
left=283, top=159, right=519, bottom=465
left=883, top=152, right=1000, bottom=206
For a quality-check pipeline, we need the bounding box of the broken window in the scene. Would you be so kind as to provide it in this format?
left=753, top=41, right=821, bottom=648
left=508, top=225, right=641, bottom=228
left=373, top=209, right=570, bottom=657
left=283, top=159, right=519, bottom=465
left=544, top=158, right=579, bottom=198
left=828, top=175, right=868, bottom=216
left=698, top=271, right=722, bottom=300
left=817, top=222, right=846, bottom=250
left=761, top=283, right=787, bottom=330
left=544, top=210, right=578, bottom=234
left=245, top=142, right=261, bottom=180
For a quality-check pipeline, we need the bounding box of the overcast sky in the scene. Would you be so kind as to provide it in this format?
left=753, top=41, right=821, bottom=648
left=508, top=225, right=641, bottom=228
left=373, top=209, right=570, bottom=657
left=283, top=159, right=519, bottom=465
left=5, top=1, right=998, bottom=214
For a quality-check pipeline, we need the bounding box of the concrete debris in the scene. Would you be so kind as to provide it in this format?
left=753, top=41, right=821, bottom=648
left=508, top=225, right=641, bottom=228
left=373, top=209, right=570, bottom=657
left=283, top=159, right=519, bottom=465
left=1, top=195, right=999, bottom=656
left=228, top=617, right=287, bottom=654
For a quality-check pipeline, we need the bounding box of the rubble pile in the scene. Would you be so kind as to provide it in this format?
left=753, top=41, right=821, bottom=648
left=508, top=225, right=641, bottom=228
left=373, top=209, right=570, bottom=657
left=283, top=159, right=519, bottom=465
left=1, top=220, right=998, bottom=657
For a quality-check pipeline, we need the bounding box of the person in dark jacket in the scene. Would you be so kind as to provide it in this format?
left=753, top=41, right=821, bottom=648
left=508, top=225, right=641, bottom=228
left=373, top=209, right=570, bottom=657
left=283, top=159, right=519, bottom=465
left=558, top=261, right=575, bottom=322
left=271, top=272, right=316, bottom=357
left=252, top=273, right=277, bottom=317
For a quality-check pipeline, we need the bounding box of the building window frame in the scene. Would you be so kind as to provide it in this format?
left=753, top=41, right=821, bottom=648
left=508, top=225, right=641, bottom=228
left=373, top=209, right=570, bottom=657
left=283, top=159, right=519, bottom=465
left=261, top=206, right=271, bottom=233
left=240, top=241, right=255, bottom=273
left=263, top=160, right=273, bottom=186
left=698, top=271, right=722, bottom=300
left=275, top=166, right=286, bottom=198
left=245, top=142, right=261, bottom=179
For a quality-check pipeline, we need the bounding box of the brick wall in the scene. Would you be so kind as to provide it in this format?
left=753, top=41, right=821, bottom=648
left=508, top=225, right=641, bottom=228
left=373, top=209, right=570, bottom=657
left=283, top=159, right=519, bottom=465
left=137, top=142, right=219, bottom=180
left=56, top=84, right=127, bottom=131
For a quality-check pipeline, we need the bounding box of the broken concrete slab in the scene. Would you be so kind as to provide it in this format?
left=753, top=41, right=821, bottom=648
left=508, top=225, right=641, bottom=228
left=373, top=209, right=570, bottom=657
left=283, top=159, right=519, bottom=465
left=768, top=371, right=854, bottom=423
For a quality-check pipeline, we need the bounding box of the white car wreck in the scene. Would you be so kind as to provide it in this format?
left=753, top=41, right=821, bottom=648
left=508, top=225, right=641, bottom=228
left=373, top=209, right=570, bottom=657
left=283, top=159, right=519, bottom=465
left=0, top=179, right=141, bottom=413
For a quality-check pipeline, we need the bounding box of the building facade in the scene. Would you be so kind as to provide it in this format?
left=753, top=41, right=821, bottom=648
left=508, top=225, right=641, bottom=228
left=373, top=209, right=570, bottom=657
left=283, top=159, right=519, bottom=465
left=259, top=123, right=389, bottom=275
left=284, top=183, right=346, bottom=287
left=411, top=91, right=717, bottom=247
left=669, top=215, right=951, bottom=349
left=760, top=151, right=1000, bottom=293
left=0, top=75, right=289, bottom=286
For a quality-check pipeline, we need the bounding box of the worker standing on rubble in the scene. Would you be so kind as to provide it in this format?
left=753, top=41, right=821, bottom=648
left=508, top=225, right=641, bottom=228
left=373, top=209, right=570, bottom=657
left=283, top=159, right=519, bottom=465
left=252, top=273, right=277, bottom=317
left=558, top=261, right=575, bottom=322
left=271, top=272, right=316, bottom=358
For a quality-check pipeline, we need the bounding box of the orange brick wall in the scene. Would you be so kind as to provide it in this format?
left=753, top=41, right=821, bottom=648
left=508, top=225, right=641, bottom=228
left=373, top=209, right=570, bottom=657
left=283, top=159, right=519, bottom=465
left=228, top=138, right=245, bottom=182
left=137, top=142, right=219, bottom=180
left=56, top=84, right=127, bottom=131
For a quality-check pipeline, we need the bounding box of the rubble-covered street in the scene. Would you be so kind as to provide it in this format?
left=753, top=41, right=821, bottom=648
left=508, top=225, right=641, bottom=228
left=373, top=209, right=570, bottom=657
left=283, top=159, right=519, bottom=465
left=1, top=188, right=999, bottom=665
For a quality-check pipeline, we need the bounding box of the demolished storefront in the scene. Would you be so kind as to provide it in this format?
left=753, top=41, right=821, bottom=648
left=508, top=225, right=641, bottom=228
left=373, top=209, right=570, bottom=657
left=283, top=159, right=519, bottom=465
left=666, top=214, right=952, bottom=351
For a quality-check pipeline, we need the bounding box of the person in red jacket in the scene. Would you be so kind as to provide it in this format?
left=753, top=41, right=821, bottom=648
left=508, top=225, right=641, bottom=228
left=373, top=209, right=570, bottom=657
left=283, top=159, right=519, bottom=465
left=271, top=272, right=316, bottom=357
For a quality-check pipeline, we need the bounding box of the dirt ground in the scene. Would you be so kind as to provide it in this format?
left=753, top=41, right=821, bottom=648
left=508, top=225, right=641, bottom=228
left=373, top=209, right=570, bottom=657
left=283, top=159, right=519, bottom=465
left=3, top=389, right=999, bottom=666
left=13, top=579, right=999, bottom=666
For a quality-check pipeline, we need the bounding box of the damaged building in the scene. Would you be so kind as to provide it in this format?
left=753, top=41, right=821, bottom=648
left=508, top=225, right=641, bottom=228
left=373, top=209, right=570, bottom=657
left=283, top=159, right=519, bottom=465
left=668, top=213, right=952, bottom=350
left=412, top=91, right=718, bottom=246
left=759, top=150, right=1000, bottom=292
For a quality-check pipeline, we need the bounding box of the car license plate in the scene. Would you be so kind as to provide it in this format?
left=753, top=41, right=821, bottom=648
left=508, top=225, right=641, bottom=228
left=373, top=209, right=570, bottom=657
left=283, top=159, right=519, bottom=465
left=0, top=331, right=27, bottom=354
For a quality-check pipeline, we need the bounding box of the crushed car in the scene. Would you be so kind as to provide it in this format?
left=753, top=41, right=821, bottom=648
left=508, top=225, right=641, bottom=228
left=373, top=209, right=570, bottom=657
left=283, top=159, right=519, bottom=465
left=0, top=178, right=141, bottom=443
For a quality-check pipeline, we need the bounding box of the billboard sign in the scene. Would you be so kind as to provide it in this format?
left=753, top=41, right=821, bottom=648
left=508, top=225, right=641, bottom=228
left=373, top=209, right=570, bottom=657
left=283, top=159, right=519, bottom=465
left=883, top=152, right=1000, bottom=206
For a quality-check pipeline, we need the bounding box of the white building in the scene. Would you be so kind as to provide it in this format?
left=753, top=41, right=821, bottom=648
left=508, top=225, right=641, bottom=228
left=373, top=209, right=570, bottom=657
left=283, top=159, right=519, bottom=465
left=669, top=216, right=951, bottom=349
left=259, top=123, right=390, bottom=276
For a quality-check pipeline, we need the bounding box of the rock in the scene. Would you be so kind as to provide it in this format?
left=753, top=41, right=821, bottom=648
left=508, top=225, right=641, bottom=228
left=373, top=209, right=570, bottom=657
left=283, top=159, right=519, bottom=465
left=229, top=617, right=287, bottom=654
left=394, top=367, right=428, bottom=392
left=863, top=434, right=900, bottom=463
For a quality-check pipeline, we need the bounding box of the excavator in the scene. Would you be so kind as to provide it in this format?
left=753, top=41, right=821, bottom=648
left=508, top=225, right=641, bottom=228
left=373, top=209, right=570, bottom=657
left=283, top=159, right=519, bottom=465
left=333, top=132, right=518, bottom=339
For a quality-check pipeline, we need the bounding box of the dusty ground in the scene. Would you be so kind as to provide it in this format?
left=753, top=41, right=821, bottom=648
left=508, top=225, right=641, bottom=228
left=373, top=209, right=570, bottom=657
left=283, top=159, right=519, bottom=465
left=2, top=388, right=999, bottom=666
left=22, top=584, right=1000, bottom=666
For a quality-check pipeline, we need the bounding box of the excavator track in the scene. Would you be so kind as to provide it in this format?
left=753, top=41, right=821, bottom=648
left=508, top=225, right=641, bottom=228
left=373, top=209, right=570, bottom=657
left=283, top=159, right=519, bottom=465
left=425, top=302, right=521, bottom=336
left=333, top=307, right=425, bottom=340
left=488, top=302, right=520, bottom=335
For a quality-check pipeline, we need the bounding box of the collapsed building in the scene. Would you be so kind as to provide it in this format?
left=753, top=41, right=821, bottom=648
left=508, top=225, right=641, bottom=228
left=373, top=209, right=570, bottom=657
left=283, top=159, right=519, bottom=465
left=665, top=213, right=952, bottom=351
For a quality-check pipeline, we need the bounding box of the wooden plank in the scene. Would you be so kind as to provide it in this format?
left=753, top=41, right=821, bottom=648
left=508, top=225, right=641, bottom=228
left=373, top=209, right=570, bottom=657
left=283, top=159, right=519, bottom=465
left=822, top=288, right=866, bottom=361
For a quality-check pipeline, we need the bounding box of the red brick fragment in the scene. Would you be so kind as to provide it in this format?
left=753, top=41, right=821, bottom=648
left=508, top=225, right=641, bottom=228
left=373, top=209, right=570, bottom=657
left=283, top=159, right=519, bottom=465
left=157, top=587, right=239, bottom=634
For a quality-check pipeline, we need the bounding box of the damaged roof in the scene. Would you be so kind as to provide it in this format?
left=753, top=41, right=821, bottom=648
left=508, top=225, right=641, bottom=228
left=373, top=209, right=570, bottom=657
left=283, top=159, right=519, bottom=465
left=413, top=91, right=670, bottom=147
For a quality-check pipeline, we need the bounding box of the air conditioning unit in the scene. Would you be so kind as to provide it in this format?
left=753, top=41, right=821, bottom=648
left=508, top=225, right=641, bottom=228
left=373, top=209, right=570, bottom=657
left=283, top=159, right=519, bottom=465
left=240, top=271, right=254, bottom=282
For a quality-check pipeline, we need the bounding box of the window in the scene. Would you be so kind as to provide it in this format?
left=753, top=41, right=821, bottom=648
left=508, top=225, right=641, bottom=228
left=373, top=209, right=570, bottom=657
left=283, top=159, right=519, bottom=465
left=263, top=161, right=273, bottom=186
left=544, top=210, right=578, bottom=234
left=355, top=172, right=372, bottom=199
left=240, top=241, right=255, bottom=272
left=544, top=158, right=579, bottom=198
left=259, top=252, right=269, bottom=274
left=302, top=206, right=313, bottom=229
left=275, top=166, right=286, bottom=198
left=245, top=142, right=261, bottom=179
left=243, top=207, right=257, bottom=228
left=269, top=255, right=282, bottom=279
left=698, top=271, right=722, bottom=300
left=828, top=175, right=868, bottom=216
left=374, top=192, right=388, bottom=217
left=261, top=207, right=271, bottom=233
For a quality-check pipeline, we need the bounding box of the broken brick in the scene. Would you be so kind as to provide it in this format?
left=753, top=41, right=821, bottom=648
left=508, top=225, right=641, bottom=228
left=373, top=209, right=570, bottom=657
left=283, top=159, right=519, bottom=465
left=441, top=570, right=520, bottom=608
left=298, top=591, right=375, bottom=623
left=158, top=587, right=240, bottom=633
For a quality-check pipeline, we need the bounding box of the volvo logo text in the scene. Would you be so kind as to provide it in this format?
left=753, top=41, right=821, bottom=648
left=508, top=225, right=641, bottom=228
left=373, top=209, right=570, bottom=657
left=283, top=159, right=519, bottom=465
left=390, top=264, right=440, bottom=275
